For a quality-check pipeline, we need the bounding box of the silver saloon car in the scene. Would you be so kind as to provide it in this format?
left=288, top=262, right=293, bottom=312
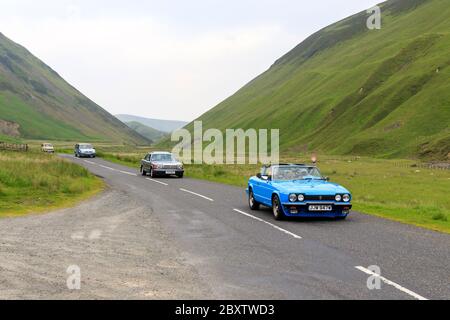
left=140, top=152, right=184, bottom=178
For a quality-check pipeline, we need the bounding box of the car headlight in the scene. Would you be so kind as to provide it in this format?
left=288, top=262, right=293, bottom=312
left=343, top=194, right=351, bottom=202
left=297, top=194, right=305, bottom=202
left=335, top=194, right=342, bottom=202
left=289, top=194, right=297, bottom=202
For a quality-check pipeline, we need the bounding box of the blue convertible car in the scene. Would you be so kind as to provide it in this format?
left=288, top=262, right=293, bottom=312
left=247, top=164, right=352, bottom=220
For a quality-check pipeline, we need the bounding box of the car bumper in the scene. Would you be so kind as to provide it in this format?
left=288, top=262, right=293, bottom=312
left=152, top=169, right=184, bottom=176
left=78, top=153, right=96, bottom=157
left=281, top=203, right=352, bottom=218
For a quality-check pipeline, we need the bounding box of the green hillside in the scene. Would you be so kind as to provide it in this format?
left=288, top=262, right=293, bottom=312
left=0, top=33, right=150, bottom=144
left=183, top=0, right=450, bottom=160
left=124, top=121, right=168, bottom=143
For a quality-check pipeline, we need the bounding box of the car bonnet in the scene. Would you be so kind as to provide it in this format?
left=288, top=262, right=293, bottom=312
left=272, top=180, right=350, bottom=195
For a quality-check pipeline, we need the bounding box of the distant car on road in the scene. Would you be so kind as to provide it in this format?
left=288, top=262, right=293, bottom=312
left=74, top=143, right=96, bottom=158
left=41, top=143, right=54, bottom=153
left=247, top=164, right=352, bottom=220
left=140, top=152, right=184, bottom=178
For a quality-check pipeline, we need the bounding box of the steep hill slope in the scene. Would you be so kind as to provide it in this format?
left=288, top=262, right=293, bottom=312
left=124, top=121, right=168, bottom=143
left=0, top=33, right=150, bottom=144
left=116, top=114, right=187, bottom=133
left=185, top=0, right=450, bottom=160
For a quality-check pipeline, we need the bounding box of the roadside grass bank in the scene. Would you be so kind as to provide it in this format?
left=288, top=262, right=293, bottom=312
left=0, top=151, right=104, bottom=217
left=86, top=149, right=450, bottom=234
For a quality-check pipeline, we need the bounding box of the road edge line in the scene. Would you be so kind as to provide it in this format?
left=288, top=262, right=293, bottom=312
left=355, top=266, right=428, bottom=300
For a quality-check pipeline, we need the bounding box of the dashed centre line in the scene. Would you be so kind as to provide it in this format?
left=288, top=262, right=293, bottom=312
left=119, top=170, right=137, bottom=176
left=99, top=165, right=116, bottom=171
left=180, top=188, right=214, bottom=202
left=233, top=209, right=302, bottom=240
left=146, top=178, right=169, bottom=186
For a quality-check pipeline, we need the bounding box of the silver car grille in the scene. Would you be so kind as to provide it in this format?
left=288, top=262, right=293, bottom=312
left=162, top=164, right=179, bottom=169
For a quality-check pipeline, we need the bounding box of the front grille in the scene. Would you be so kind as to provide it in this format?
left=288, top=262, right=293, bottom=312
left=304, top=195, right=335, bottom=201
left=162, top=164, right=179, bottom=169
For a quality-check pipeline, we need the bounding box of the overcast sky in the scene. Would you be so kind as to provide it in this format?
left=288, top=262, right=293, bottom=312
left=0, top=0, right=380, bottom=121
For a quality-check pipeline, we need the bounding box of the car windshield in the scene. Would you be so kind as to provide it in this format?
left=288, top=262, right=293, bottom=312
left=272, top=166, right=323, bottom=181
left=44, top=144, right=53, bottom=147
left=79, top=144, right=93, bottom=149
left=152, top=154, right=175, bottom=162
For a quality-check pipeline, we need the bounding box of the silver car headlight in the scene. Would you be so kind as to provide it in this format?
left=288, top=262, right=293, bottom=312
left=289, top=194, right=298, bottom=202
left=343, top=194, right=351, bottom=202
left=335, top=194, right=342, bottom=202
left=297, top=194, right=305, bottom=202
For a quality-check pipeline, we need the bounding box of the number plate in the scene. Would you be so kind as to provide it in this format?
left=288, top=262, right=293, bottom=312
left=309, top=205, right=333, bottom=212
left=166, top=170, right=176, bottom=175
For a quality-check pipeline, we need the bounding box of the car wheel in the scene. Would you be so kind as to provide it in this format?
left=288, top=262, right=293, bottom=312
left=141, top=166, right=147, bottom=176
left=248, top=189, right=260, bottom=210
left=272, top=195, right=285, bottom=220
left=150, top=168, right=156, bottom=178
left=176, top=173, right=184, bottom=178
left=336, top=215, right=347, bottom=220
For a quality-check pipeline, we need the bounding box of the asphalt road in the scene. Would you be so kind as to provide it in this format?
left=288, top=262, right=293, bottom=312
left=1, top=154, right=449, bottom=299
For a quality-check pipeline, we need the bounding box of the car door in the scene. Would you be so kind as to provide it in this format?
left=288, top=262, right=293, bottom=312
left=143, top=154, right=151, bottom=171
left=252, top=167, right=271, bottom=206
left=259, top=166, right=275, bottom=206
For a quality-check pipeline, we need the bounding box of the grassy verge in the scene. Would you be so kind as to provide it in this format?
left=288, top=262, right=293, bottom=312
left=0, top=151, right=104, bottom=217
left=85, top=149, right=450, bottom=234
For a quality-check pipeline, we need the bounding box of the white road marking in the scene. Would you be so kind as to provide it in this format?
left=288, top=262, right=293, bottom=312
left=119, top=170, right=137, bottom=176
left=180, top=188, right=214, bottom=202
left=84, top=160, right=95, bottom=164
left=99, top=165, right=116, bottom=171
left=355, top=266, right=428, bottom=300
left=233, top=209, right=302, bottom=240
left=146, top=178, right=169, bottom=186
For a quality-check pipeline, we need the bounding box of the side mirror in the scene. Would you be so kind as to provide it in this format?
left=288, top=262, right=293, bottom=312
left=324, top=176, right=330, bottom=182
left=257, top=173, right=270, bottom=181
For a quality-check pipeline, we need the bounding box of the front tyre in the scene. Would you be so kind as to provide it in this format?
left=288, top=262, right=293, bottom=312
left=272, top=195, right=285, bottom=220
left=176, top=173, right=184, bottom=178
left=248, top=189, right=260, bottom=210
